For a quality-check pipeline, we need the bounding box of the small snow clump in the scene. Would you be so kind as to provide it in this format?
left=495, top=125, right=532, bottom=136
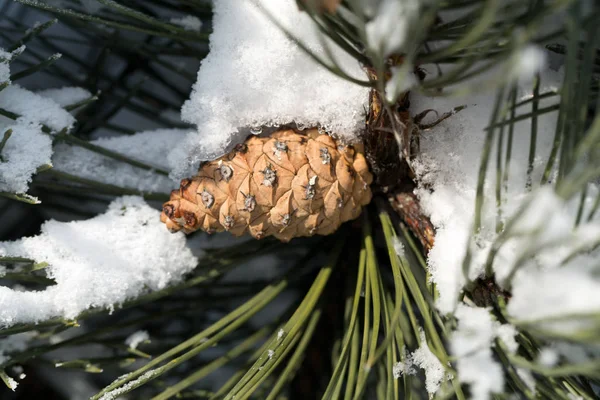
left=450, top=304, right=519, bottom=400
left=52, top=129, right=191, bottom=193
left=0, top=119, right=52, bottom=193
left=170, top=15, right=203, bottom=31
left=0, top=84, right=76, bottom=132
left=393, top=331, right=448, bottom=395
left=37, top=87, right=92, bottom=108
left=125, top=330, right=150, bottom=350
left=0, top=196, right=198, bottom=327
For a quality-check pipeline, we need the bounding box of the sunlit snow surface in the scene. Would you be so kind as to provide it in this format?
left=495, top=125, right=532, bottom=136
left=0, top=67, right=78, bottom=194
left=171, top=0, right=369, bottom=178
left=0, top=197, right=198, bottom=327
left=411, top=60, right=600, bottom=398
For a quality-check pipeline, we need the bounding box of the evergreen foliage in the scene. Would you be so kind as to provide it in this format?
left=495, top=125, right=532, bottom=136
left=0, top=0, right=599, bottom=399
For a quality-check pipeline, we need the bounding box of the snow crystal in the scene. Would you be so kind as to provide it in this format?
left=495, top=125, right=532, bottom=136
left=0, top=118, right=53, bottom=193
left=99, top=369, right=158, bottom=400
left=0, top=48, right=10, bottom=84
left=37, top=87, right=92, bottom=108
left=495, top=324, right=518, bottom=354
left=392, top=347, right=415, bottom=378
left=267, top=349, right=275, bottom=360
left=393, top=331, right=447, bottom=395
left=411, top=64, right=563, bottom=314
left=170, top=15, right=203, bottom=32
left=538, top=347, right=558, bottom=367
left=174, top=0, right=369, bottom=177
left=125, top=330, right=150, bottom=350
left=3, top=374, right=17, bottom=391
left=0, top=196, right=198, bottom=327
left=511, top=46, right=547, bottom=82
left=392, top=236, right=405, bottom=258
left=365, top=0, right=420, bottom=56
left=52, top=129, right=190, bottom=193
left=451, top=304, right=517, bottom=400
left=277, top=329, right=284, bottom=340
left=0, top=85, right=75, bottom=132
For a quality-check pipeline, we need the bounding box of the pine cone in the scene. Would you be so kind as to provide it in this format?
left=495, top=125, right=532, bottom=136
left=161, top=128, right=373, bottom=242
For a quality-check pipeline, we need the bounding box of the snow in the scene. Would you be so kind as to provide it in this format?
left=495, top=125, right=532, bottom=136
left=0, top=57, right=82, bottom=195
left=52, top=129, right=191, bottom=193
left=413, top=55, right=600, bottom=337
left=0, top=118, right=53, bottom=193
left=170, top=15, right=203, bottom=32
left=538, top=347, right=558, bottom=367
left=3, top=374, right=17, bottom=391
left=411, top=64, right=564, bottom=314
left=99, top=369, right=158, bottom=400
left=0, top=84, right=76, bottom=132
left=0, top=196, right=198, bottom=327
left=125, top=330, right=150, bottom=350
left=392, top=236, right=405, bottom=258
left=512, top=46, right=547, bottom=82
left=450, top=304, right=517, bottom=400
left=507, top=247, right=600, bottom=334
left=0, top=48, right=10, bottom=84
left=37, top=87, right=92, bottom=108
left=365, top=0, right=420, bottom=57
left=516, top=367, right=536, bottom=393
left=392, top=331, right=447, bottom=395
left=174, top=0, right=369, bottom=178
left=392, top=347, right=415, bottom=379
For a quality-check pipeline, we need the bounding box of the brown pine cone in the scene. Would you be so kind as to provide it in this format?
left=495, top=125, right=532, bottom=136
left=161, top=128, right=373, bottom=242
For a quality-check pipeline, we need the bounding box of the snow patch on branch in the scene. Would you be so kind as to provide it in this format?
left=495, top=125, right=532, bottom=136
left=411, top=65, right=565, bottom=314
left=52, top=129, right=190, bottom=192
left=173, top=0, right=369, bottom=178
left=451, top=304, right=518, bottom=400
left=0, top=84, right=76, bottom=132
left=37, top=87, right=92, bottom=108
left=0, top=48, right=11, bottom=84
left=393, top=330, right=449, bottom=395
left=0, top=119, right=52, bottom=193
left=0, top=197, right=198, bottom=327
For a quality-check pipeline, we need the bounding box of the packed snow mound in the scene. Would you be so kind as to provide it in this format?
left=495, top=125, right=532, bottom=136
left=0, top=196, right=198, bottom=327
left=173, top=0, right=369, bottom=178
